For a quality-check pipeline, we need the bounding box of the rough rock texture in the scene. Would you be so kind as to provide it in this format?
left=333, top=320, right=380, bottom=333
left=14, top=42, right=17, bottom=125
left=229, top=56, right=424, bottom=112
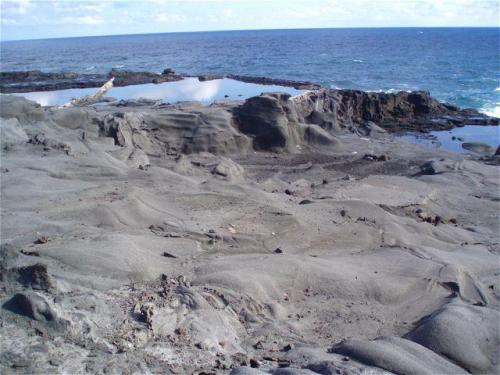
left=0, top=94, right=499, bottom=374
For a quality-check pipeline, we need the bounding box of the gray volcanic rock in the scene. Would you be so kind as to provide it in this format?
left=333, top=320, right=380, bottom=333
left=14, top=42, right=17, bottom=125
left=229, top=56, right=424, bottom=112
left=332, top=336, right=468, bottom=375
left=235, top=93, right=302, bottom=152
left=287, top=89, right=498, bottom=132
left=0, top=91, right=499, bottom=374
left=3, top=292, right=57, bottom=322
left=461, top=142, right=494, bottom=155
left=234, top=92, right=340, bottom=152
left=0, top=95, right=45, bottom=123
left=406, top=304, right=500, bottom=373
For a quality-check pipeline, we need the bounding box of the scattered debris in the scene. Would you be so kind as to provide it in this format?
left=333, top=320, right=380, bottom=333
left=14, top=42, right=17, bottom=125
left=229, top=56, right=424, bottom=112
left=162, top=251, right=177, bottom=258
left=363, top=154, right=389, bottom=161
left=253, top=341, right=264, bottom=350
left=274, top=248, right=284, bottom=254
left=139, top=302, right=155, bottom=328
left=249, top=358, right=260, bottom=368
left=34, top=235, right=48, bottom=244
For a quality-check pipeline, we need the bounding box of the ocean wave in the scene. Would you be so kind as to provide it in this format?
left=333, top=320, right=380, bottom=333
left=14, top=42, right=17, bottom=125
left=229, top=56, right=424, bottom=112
left=495, top=87, right=500, bottom=92
left=353, top=59, right=363, bottom=63
left=114, top=64, right=125, bottom=69
left=85, top=66, right=95, bottom=71
left=366, top=88, right=412, bottom=94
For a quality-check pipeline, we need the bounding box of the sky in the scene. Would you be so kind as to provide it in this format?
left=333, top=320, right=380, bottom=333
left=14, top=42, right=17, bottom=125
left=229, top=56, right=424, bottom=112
left=1, top=0, right=499, bottom=41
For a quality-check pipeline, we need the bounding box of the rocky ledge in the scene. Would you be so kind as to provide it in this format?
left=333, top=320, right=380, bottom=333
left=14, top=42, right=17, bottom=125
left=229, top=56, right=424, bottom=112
left=0, top=69, right=320, bottom=93
left=0, top=69, right=183, bottom=93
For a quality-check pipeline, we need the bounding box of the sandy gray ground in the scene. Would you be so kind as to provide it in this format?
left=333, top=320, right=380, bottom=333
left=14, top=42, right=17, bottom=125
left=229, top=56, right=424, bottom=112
left=0, top=94, right=499, bottom=375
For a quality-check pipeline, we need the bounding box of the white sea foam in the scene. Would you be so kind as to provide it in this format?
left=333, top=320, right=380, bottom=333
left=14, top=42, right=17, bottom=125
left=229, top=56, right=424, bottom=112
left=353, top=59, right=363, bottom=63
left=85, top=66, right=95, bottom=71
left=495, top=87, right=500, bottom=92
left=114, top=64, right=125, bottom=69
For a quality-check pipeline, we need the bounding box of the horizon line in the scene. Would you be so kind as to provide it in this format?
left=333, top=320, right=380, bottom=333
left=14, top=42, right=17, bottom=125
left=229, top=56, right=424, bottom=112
left=2, top=25, right=499, bottom=43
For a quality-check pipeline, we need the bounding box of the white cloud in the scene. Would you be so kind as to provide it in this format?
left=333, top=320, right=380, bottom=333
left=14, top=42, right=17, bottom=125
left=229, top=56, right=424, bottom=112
left=1, top=0, right=498, bottom=40
left=62, top=16, right=103, bottom=25
left=155, top=13, right=187, bottom=23
left=1, top=0, right=31, bottom=15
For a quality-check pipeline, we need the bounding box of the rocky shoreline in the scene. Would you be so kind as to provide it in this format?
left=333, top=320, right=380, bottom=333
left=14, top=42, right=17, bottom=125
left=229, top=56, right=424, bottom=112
left=1, top=75, right=499, bottom=374
left=0, top=69, right=319, bottom=93
left=1, top=69, right=498, bottom=135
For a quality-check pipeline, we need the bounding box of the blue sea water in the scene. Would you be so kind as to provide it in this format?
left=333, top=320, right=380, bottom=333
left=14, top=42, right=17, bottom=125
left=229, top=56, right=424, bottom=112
left=1, top=28, right=499, bottom=115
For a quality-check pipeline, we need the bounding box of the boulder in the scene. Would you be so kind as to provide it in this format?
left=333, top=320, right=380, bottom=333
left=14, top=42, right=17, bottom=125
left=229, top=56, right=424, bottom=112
left=332, top=336, right=467, bottom=375
left=3, top=292, right=57, bottom=322
left=406, top=304, right=500, bottom=373
left=461, top=142, right=494, bottom=155
left=212, top=157, right=245, bottom=182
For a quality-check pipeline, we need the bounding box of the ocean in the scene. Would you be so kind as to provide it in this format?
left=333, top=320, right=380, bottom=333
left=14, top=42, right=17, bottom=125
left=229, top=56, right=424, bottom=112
left=1, top=28, right=499, bottom=116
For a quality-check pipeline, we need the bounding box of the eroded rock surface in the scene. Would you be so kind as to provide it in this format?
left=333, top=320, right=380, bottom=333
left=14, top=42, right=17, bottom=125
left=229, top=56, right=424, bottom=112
left=0, top=94, right=498, bottom=374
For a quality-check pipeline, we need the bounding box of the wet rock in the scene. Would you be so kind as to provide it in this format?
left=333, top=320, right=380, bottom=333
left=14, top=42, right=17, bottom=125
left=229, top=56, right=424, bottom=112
left=274, top=248, right=284, bottom=254
left=162, top=252, right=177, bottom=258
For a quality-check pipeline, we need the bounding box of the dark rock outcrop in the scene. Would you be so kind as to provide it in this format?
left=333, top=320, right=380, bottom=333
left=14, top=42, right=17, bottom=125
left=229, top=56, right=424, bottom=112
left=234, top=92, right=340, bottom=152
left=287, top=89, right=498, bottom=132
left=107, top=69, right=181, bottom=86
left=3, top=292, right=57, bottom=322
left=0, top=69, right=182, bottom=93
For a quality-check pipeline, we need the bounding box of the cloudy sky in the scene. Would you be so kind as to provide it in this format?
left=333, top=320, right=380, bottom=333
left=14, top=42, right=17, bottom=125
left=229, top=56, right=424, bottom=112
left=1, top=0, right=499, bottom=41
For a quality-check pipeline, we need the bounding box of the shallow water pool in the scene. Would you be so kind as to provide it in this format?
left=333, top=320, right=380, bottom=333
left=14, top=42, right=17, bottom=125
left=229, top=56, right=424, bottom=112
left=9, top=77, right=304, bottom=107
left=398, top=125, right=500, bottom=154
